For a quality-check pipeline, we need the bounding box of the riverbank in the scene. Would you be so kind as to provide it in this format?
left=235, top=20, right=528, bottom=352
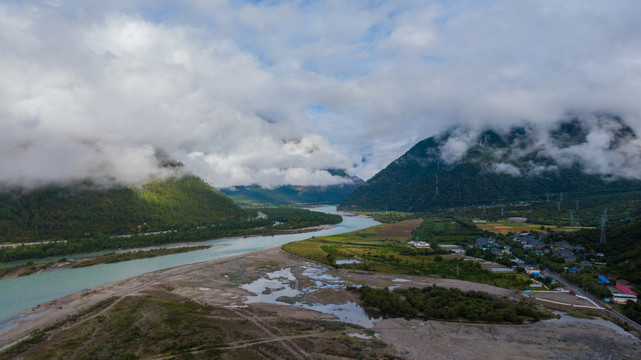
left=2, top=247, right=639, bottom=359
left=0, top=244, right=216, bottom=280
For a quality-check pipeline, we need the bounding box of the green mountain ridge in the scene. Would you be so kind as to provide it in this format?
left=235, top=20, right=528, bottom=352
left=341, top=116, right=641, bottom=211
left=0, top=175, right=245, bottom=243
left=221, top=169, right=364, bottom=205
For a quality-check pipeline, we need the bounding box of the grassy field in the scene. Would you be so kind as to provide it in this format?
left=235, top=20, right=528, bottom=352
left=411, top=217, right=479, bottom=245
left=478, top=221, right=595, bottom=235
left=284, top=222, right=533, bottom=290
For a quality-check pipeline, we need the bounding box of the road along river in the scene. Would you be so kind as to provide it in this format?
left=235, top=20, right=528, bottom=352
left=0, top=206, right=379, bottom=334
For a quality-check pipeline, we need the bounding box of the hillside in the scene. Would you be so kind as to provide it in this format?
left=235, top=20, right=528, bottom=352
left=0, top=175, right=246, bottom=242
left=556, top=219, right=641, bottom=285
left=341, top=116, right=641, bottom=211
left=221, top=169, right=364, bottom=205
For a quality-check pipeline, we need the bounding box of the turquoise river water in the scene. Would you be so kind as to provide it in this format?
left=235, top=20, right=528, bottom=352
left=0, top=206, right=379, bottom=334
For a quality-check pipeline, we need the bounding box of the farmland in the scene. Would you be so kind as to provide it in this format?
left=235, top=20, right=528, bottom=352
left=477, top=221, right=595, bottom=235
left=283, top=221, right=534, bottom=290
left=411, top=217, right=480, bottom=246
left=374, top=219, right=424, bottom=238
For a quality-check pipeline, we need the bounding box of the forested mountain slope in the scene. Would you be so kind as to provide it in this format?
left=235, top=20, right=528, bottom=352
left=0, top=175, right=245, bottom=242
left=341, top=116, right=641, bottom=211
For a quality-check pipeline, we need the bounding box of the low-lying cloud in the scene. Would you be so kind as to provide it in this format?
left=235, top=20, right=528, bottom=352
left=2, top=1, right=641, bottom=189
left=438, top=114, right=641, bottom=180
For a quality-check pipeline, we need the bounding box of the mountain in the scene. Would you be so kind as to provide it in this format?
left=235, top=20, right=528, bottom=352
left=221, top=169, right=364, bottom=205
left=0, top=175, right=246, bottom=242
left=341, top=115, right=641, bottom=211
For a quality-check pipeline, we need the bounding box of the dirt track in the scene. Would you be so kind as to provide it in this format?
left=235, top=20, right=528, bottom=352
left=2, top=247, right=639, bottom=359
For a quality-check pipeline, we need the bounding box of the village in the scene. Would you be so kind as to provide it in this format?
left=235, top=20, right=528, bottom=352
left=410, top=224, right=638, bottom=309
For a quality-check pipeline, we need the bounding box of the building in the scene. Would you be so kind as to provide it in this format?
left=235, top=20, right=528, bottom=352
left=409, top=241, right=430, bottom=248
left=612, top=284, right=638, bottom=303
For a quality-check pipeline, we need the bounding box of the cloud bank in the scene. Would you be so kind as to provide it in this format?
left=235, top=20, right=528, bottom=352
left=2, top=1, right=641, bottom=188
left=437, top=114, right=641, bottom=180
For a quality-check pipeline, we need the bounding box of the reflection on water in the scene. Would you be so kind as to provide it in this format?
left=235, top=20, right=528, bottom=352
left=335, top=259, right=362, bottom=265
left=241, top=265, right=379, bottom=328
left=546, top=311, right=634, bottom=337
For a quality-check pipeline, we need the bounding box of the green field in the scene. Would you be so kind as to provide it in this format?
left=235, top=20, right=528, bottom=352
left=411, top=217, right=479, bottom=245
left=283, top=223, right=533, bottom=290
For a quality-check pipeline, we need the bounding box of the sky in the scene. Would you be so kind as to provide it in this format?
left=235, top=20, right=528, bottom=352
left=2, top=0, right=641, bottom=188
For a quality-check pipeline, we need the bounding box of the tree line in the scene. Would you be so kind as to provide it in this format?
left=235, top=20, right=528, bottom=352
left=352, top=284, right=554, bottom=324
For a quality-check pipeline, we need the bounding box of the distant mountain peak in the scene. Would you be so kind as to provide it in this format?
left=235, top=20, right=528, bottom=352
left=341, top=114, right=641, bottom=211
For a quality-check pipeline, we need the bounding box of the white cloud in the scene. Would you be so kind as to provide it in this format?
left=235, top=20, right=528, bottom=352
left=490, top=163, right=521, bottom=177
left=1, top=1, right=641, bottom=188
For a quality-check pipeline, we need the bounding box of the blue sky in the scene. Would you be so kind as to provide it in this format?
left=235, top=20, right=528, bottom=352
left=1, top=0, right=641, bottom=188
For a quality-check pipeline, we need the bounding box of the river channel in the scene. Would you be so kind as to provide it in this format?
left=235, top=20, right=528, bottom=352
left=0, top=206, right=379, bottom=334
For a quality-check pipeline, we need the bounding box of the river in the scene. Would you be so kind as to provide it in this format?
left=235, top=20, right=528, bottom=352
left=0, top=206, right=379, bottom=334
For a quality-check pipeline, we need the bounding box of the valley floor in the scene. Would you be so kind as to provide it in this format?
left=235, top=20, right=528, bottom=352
left=1, top=248, right=639, bottom=359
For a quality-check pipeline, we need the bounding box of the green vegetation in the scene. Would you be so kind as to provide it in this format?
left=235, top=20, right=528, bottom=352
left=251, top=207, right=342, bottom=229
left=449, top=191, right=640, bottom=228
left=549, top=220, right=641, bottom=285
left=0, top=260, right=58, bottom=278
left=0, top=175, right=245, bottom=243
left=341, top=119, right=641, bottom=212
left=71, top=246, right=211, bottom=268
left=2, top=293, right=393, bottom=360
left=2, top=295, right=224, bottom=360
left=564, top=272, right=612, bottom=299
left=0, top=206, right=341, bottom=263
left=221, top=169, right=363, bottom=205
left=411, top=217, right=479, bottom=245
left=351, top=211, right=421, bottom=224
left=2, top=297, right=119, bottom=358
left=620, top=301, right=641, bottom=325
left=283, top=223, right=533, bottom=290
left=352, top=285, right=555, bottom=323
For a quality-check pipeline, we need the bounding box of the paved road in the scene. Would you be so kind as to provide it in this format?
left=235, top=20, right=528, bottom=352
left=543, top=270, right=641, bottom=333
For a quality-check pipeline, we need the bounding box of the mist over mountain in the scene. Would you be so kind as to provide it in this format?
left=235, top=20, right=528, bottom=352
left=221, top=169, right=364, bottom=205
left=341, top=114, right=641, bottom=211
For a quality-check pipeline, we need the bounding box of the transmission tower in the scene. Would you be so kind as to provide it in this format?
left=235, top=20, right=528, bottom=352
left=599, top=209, right=608, bottom=244
left=500, top=207, right=504, bottom=217
left=569, top=210, right=574, bottom=226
